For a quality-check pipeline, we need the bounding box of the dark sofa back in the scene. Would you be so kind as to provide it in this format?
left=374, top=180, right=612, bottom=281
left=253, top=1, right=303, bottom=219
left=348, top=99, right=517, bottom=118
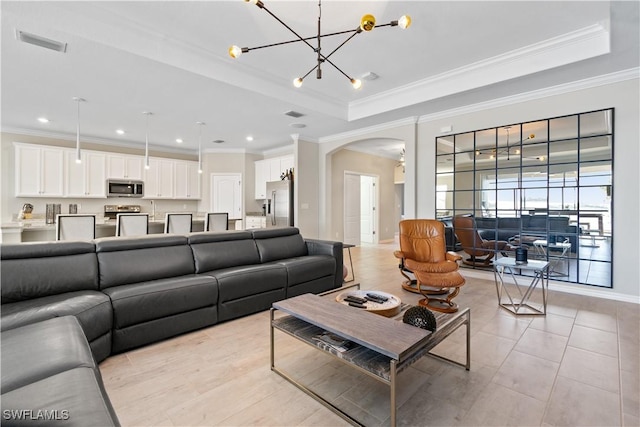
left=1, top=241, right=98, bottom=304
left=95, top=235, right=194, bottom=289
left=251, top=228, right=308, bottom=263
left=188, top=231, right=260, bottom=273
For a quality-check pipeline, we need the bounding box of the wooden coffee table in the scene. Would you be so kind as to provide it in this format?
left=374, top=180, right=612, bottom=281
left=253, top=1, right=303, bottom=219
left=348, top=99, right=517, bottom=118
left=270, top=293, right=470, bottom=426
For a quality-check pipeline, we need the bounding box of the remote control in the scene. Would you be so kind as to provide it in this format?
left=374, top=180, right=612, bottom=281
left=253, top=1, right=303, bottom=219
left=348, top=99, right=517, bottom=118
left=366, top=293, right=388, bottom=302
left=348, top=301, right=366, bottom=308
left=344, top=295, right=366, bottom=304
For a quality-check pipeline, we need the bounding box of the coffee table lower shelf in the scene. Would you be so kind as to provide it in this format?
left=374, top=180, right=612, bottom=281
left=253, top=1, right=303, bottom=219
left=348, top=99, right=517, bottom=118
left=270, top=307, right=470, bottom=426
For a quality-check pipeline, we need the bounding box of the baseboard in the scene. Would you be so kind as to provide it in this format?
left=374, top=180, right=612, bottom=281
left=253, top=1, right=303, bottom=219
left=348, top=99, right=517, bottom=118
left=461, top=268, right=640, bottom=305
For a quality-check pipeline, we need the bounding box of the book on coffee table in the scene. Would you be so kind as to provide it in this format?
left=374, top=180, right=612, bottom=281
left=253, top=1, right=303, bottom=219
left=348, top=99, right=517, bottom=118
left=313, top=331, right=355, bottom=353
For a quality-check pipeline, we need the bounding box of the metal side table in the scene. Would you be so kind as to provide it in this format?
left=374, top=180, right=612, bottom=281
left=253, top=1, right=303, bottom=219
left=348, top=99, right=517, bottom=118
left=494, top=257, right=550, bottom=315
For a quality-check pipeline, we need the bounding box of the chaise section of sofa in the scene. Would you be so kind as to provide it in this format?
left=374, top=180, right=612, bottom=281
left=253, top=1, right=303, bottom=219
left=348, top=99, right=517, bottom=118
left=0, top=241, right=113, bottom=362
left=1, top=316, right=120, bottom=426
left=94, top=234, right=218, bottom=353
left=188, top=231, right=287, bottom=322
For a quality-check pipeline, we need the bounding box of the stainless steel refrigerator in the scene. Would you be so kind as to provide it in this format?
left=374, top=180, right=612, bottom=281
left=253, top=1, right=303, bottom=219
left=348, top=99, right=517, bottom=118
left=266, top=180, right=293, bottom=228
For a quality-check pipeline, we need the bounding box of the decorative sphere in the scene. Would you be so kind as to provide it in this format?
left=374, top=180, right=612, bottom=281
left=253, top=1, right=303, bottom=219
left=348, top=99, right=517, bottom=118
left=402, top=306, right=437, bottom=332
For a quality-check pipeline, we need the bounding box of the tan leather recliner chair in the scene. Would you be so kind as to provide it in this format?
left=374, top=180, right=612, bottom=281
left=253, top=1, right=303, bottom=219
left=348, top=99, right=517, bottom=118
left=453, top=215, right=509, bottom=267
left=394, top=219, right=466, bottom=313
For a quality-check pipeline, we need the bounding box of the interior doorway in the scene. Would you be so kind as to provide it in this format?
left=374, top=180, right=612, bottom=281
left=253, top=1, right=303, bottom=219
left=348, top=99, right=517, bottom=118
left=344, top=172, right=378, bottom=245
left=211, top=173, right=242, bottom=220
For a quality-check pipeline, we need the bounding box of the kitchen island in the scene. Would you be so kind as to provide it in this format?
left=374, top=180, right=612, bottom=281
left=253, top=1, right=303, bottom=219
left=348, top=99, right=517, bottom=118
left=1, top=217, right=205, bottom=243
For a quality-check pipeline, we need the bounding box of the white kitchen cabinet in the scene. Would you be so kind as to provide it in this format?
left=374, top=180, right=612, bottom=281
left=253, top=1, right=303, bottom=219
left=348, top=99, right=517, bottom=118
left=280, top=155, right=294, bottom=177
left=144, top=158, right=175, bottom=199
left=65, top=150, right=107, bottom=198
left=107, top=154, right=144, bottom=180
left=15, top=143, right=65, bottom=197
left=254, top=155, right=293, bottom=199
left=254, top=160, right=269, bottom=199
left=245, top=216, right=266, bottom=229
left=174, top=160, right=201, bottom=199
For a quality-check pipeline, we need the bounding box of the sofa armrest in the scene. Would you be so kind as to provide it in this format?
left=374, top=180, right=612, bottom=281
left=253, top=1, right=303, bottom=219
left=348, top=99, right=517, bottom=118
left=305, top=239, right=343, bottom=288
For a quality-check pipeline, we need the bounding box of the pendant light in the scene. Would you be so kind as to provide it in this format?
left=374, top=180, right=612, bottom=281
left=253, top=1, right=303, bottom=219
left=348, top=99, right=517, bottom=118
left=72, top=97, right=85, bottom=163
left=196, top=122, right=205, bottom=174
left=142, top=112, right=153, bottom=169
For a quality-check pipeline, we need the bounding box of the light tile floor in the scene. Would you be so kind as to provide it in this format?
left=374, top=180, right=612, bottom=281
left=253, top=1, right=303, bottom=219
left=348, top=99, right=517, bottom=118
left=100, top=241, right=640, bottom=426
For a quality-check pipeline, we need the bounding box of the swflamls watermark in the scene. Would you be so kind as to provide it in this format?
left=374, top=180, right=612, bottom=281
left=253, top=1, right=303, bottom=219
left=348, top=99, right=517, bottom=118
left=2, top=409, right=70, bottom=421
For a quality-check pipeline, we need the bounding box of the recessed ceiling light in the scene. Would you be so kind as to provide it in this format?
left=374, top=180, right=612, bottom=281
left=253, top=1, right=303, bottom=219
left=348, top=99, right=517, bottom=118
left=176, top=138, right=183, bottom=144
left=246, top=136, right=254, bottom=142
left=212, top=140, right=225, bottom=144
left=37, top=117, right=50, bottom=123
left=116, top=129, right=125, bottom=135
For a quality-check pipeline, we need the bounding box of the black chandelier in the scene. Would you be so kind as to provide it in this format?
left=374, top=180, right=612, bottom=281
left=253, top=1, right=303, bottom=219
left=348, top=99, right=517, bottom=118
left=229, top=0, right=411, bottom=89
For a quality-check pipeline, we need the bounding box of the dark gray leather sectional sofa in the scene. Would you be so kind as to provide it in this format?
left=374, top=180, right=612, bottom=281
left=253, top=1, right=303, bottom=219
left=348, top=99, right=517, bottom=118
left=0, top=227, right=343, bottom=426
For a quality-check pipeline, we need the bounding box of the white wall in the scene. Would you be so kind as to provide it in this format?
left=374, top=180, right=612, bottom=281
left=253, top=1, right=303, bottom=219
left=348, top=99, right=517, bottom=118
left=317, top=76, right=639, bottom=301
left=416, top=78, right=639, bottom=301
left=294, top=137, right=320, bottom=238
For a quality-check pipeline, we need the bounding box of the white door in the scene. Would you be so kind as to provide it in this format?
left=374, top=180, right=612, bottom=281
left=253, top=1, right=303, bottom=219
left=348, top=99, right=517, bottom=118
left=344, top=173, right=361, bottom=245
left=211, top=174, right=242, bottom=220
left=360, top=175, right=377, bottom=243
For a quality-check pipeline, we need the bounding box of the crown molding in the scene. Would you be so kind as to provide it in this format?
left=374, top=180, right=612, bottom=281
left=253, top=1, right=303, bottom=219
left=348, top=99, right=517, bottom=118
left=319, top=116, right=418, bottom=144
left=1, top=127, right=195, bottom=156
left=349, top=23, right=611, bottom=121
left=417, top=67, right=639, bottom=124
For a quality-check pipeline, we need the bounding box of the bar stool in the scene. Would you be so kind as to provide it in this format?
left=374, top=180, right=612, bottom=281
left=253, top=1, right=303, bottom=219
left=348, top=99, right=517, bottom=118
left=116, top=213, right=149, bottom=237
left=205, top=212, right=229, bottom=231
left=56, top=214, right=96, bottom=241
left=164, top=213, right=192, bottom=234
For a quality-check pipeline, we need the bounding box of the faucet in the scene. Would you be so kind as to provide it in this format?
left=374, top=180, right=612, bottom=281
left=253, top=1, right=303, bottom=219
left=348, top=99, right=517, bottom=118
left=150, top=200, right=156, bottom=220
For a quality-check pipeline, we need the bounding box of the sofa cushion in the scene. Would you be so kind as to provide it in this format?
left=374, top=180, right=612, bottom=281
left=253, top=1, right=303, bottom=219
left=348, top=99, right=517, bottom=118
left=0, top=291, right=112, bottom=343
left=1, top=368, right=119, bottom=427
left=251, top=228, right=308, bottom=263
left=188, top=231, right=260, bottom=272
left=95, top=235, right=194, bottom=289
left=275, top=255, right=336, bottom=286
left=102, top=275, right=218, bottom=329
left=1, top=316, right=95, bottom=394
left=1, top=241, right=98, bottom=303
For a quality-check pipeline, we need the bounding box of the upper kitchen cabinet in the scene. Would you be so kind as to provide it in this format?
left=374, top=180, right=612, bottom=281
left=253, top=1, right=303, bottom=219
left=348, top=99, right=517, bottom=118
left=107, top=154, right=144, bottom=180
left=15, top=143, right=64, bottom=197
left=144, top=157, right=175, bottom=199
left=254, top=160, right=269, bottom=199
left=254, top=155, right=293, bottom=199
left=174, top=160, right=201, bottom=200
left=65, top=150, right=107, bottom=198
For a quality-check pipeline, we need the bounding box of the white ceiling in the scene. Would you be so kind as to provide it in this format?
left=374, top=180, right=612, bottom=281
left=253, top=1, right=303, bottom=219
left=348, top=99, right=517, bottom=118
left=1, top=1, right=638, bottom=160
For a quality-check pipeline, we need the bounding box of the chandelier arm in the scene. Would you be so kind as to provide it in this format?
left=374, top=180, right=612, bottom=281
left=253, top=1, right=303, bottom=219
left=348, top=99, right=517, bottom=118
left=244, top=28, right=362, bottom=53
left=260, top=5, right=317, bottom=52
left=323, top=28, right=362, bottom=63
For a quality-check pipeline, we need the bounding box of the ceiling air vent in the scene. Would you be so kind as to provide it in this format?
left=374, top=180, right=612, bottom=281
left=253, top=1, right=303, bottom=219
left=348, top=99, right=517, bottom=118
left=212, top=140, right=225, bottom=144
left=284, top=110, right=305, bottom=118
left=16, top=30, right=67, bottom=53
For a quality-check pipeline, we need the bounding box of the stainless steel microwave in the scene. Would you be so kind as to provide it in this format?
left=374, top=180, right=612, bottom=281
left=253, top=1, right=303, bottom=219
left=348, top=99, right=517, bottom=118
left=107, top=180, right=144, bottom=198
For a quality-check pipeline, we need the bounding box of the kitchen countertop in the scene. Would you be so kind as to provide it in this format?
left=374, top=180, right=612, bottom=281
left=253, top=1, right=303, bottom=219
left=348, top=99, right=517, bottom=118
left=2, top=217, right=205, bottom=231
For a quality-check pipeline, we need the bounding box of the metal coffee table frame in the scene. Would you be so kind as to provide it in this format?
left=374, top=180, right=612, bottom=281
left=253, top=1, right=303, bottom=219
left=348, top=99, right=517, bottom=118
left=270, top=293, right=470, bottom=427
left=494, top=257, right=550, bottom=315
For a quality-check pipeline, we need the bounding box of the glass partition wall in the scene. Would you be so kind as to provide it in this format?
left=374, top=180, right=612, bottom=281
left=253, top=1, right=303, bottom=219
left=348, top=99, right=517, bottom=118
left=436, top=109, right=613, bottom=287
